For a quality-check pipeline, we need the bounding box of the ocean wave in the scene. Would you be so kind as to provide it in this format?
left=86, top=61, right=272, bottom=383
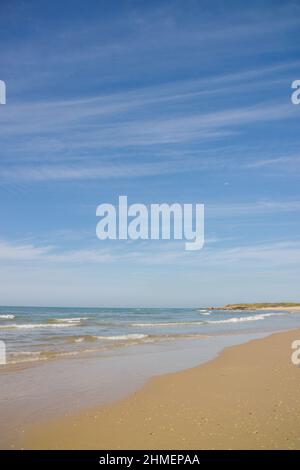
left=10, top=351, right=41, bottom=357
left=197, top=310, right=211, bottom=316
left=0, top=314, right=15, bottom=319
left=49, top=317, right=88, bottom=324
left=66, top=333, right=149, bottom=343
left=207, top=313, right=282, bottom=324
left=133, top=321, right=205, bottom=327
left=73, top=337, right=85, bottom=343
left=6, top=333, right=212, bottom=364
left=0, top=322, right=75, bottom=329
left=97, top=333, right=149, bottom=341
left=8, top=349, right=81, bottom=364
left=133, top=313, right=282, bottom=327
left=68, top=335, right=99, bottom=343
left=67, top=332, right=209, bottom=344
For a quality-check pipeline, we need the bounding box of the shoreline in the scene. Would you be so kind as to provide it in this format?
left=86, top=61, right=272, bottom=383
left=23, top=328, right=300, bottom=450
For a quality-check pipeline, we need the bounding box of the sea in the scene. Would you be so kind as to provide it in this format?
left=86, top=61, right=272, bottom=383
left=1, top=305, right=300, bottom=366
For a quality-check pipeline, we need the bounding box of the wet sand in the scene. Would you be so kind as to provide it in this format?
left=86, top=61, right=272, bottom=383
left=23, top=328, right=300, bottom=449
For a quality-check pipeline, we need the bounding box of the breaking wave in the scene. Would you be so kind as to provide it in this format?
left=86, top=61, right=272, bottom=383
left=207, top=313, right=283, bottom=324
left=0, top=323, right=75, bottom=329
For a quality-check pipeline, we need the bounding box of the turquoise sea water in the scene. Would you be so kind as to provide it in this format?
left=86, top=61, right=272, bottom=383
left=1, top=306, right=300, bottom=365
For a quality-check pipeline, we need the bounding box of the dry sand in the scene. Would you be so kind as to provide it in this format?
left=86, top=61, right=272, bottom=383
left=24, top=329, right=300, bottom=450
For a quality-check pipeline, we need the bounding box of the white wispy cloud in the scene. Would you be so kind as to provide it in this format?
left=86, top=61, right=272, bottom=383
left=201, top=241, right=300, bottom=267
left=0, top=240, right=52, bottom=261
left=0, top=99, right=297, bottom=181
left=207, top=200, right=300, bottom=217
left=0, top=158, right=211, bottom=181
left=246, top=155, right=300, bottom=169
left=1, top=236, right=300, bottom=270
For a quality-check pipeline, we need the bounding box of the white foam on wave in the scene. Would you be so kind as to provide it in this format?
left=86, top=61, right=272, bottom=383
left=53, top=317, right=88, bottom=324
left=207, top=313, right=282, bottom=324
left=0, top=323, right=74, bottom=329
left=0, top=314, right=15, bottom=319
left=11, top=351, right=41, bottom=357
left=134, top=321, right=204, bottom=327
left=134, top=313, right=282, bottom=327
left=197, top=310, right=211, bottom=316
left=97, top=333, right=149, bottom=341
left=8, top=349, right=80, bottom=364
left=74, top=337, right=85, bottom=343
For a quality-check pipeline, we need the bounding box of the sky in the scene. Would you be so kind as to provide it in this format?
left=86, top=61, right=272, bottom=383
left=0, top=0, right=300, bottom=307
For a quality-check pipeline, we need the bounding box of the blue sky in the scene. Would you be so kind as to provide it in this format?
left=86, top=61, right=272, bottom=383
left=0, top=0, right=300, bottom=307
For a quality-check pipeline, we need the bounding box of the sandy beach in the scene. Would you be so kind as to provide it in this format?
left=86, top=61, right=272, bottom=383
left=23, top=328, right=300, bottom=450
